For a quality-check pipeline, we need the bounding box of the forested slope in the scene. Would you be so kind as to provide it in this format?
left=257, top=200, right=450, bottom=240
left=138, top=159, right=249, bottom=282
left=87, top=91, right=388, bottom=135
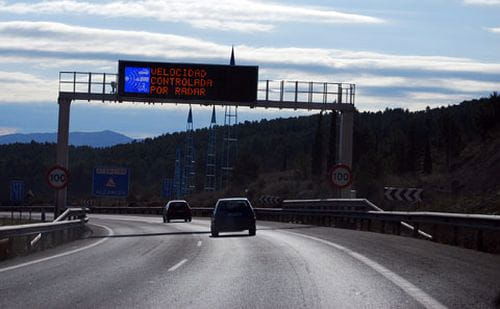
left=1, top=93, right=499, bottom=213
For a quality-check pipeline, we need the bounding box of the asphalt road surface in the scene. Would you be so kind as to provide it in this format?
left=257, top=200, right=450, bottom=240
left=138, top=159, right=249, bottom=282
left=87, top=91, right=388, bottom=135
left=1, top=214, right=500, bottom=308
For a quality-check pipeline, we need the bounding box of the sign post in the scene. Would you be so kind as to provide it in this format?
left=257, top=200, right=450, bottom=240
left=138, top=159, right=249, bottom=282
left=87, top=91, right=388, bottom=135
left=55, top=97, right=71, bottom=216
left=329, top=164, right=353, bottom=191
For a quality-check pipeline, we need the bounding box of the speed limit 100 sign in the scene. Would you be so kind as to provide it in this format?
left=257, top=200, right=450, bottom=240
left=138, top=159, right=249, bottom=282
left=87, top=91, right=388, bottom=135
left=330, top=164, right=353, bottom=188
left=46, top=165, right=70, bottom=190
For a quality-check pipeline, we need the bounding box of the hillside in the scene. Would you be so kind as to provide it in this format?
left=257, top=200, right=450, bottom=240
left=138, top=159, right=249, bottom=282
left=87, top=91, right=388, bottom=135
left=0, top=93, right=499, bottom=213
left=0, top=130, right=133, bottom=147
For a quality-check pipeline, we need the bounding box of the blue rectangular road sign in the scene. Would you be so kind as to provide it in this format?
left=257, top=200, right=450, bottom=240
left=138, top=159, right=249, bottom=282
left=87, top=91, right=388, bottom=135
left=92, top=167, right=130, bottom=197
left=162, top=178, right=174, bottom=198
left=10, top=180, right=25, bottom=202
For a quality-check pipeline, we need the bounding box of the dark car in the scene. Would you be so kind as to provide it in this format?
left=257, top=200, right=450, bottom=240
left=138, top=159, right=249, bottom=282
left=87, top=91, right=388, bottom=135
left=211, top=198, right=256, bottom=237
left=163, top=200, right=192, bottom=223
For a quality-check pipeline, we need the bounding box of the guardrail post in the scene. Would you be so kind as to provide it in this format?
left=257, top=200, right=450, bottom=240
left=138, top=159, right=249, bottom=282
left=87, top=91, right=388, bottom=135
left=380, top=221, right=386, bottom=234
left=412, top=223, right=420, bottom=238
left=452, top=226, right=459, bottom=246
left=476, top=229, right=484, bottom=252
left=432, top=224, right=438, bottom=242
left=25, top=236, right=31, bottom=252
left=41, top=208, right=46, bottom=222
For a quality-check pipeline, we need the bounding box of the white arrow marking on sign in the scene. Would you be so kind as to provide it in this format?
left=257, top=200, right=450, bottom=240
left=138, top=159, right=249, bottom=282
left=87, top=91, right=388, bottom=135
left=384, top=187, right=394, bottom=201
left=404, top=189, right=415, bottom=202
left=394, top=188, right=405, bottom=201
left=414, top=189, right=423, bottom=202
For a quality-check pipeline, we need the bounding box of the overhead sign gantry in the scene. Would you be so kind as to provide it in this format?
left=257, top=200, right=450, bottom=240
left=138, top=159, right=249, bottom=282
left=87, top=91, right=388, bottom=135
left=54, top=59, right=356, bottom=215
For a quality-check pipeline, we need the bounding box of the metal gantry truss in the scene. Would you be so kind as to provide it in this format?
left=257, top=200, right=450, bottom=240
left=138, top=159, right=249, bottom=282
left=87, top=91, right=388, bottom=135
left=220, top=105, right=238, bottom=189
left=173, top=147, right=183, bottom=199
left=58, top=72, right=355, bottom=111
left=204, top=106, right=217, bottom=192
left=183, top=106, right=196, bottom=196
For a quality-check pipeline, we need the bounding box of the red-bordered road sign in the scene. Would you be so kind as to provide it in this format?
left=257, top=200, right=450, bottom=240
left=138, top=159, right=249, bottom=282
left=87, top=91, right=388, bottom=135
left=46, top=165, right=70, bottom=190
left=329, top=164, right=353, bottom=189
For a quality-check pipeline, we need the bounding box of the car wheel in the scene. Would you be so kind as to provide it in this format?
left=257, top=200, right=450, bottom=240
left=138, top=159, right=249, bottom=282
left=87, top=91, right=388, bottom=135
left=189, top=218, right=192, bottom=222
left=249, top=227, right=256, bottom=236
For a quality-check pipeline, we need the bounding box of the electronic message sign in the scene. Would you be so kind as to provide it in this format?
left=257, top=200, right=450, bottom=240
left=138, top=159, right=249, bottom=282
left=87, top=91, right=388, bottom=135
left=118, top=60, right=258, bottom=102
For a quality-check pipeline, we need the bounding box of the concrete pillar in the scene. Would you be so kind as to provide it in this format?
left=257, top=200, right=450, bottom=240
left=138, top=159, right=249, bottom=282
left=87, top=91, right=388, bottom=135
left=55, top=97, right=71, bottom=216
left=338, top=111, right=354, bottom=198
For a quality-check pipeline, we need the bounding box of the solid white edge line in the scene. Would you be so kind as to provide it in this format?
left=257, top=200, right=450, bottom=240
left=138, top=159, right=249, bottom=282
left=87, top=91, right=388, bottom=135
left=168, top=259, right=188, bottom=272
left=283, top=231, right=447, bottom=309
left=0, top=223, right=114, bottom=274
left=197, top=241, right=202, bottom=247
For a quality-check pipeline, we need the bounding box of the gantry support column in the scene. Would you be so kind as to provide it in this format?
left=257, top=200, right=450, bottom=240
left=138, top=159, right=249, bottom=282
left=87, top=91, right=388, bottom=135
left=55, top=97, right=71, bottom=216
left=338, top=110, right=354, bottom=198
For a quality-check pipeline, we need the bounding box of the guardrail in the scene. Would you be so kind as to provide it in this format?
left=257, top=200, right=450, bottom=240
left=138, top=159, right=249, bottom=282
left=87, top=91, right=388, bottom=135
left=89, top=206, right=500, bottom=253
left=3, top=205, right=500, bottom=253
left=282, top=198, right=382, bottom=211
left=0, top=206, right=55, bottom=222
left=0, top=208, right=89, bottom=258
left=0, top=208, right=87, bottom=238
left=254, top=208, right=500, bottom=252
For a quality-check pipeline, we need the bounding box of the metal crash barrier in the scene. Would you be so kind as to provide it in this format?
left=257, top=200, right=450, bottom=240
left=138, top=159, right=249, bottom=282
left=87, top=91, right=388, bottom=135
left=0, top=208, right=89, bottom=258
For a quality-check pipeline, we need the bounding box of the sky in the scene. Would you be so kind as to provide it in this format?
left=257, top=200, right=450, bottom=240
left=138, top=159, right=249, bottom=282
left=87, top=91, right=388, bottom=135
left=0, top=0, right=499, bottom=138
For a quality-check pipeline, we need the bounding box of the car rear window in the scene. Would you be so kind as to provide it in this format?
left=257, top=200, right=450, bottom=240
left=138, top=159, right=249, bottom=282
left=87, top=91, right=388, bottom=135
left=216, top=201, right=251, bottom=213
left=169, top=202, right=187, bottom=210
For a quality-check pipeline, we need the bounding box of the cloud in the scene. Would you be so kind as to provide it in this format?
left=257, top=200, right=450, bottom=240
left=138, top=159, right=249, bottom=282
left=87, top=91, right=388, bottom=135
left=0, top=126, right=17, bottom=135
left=486, top=27, right=500, bottom=33
left=260, top=68, right=499, bottom=93
left=464, top=0, right=500, bottom=5
left=0, top=70, right=58, bottom=103
left=0, top=0, right=385, bottom=32
left=0, top=21, right=498, bottom=112
left=2, top=21, right=500, bottom=77
left=355, top=91, right=478, bottom=112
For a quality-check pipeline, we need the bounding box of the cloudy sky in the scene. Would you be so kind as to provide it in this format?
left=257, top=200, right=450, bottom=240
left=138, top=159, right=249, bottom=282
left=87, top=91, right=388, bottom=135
left=0, top=0, right=499, bottom=138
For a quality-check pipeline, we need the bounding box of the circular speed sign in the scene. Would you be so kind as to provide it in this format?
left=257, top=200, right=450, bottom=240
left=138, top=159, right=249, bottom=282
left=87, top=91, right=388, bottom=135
left=46, top=165, right=70, bottom=190
left=329, top=164, right=353, bottom=189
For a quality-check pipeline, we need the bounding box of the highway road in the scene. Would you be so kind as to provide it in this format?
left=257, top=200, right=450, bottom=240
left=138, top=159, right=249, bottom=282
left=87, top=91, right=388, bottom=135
left=1, top=214, right=500, bottom=308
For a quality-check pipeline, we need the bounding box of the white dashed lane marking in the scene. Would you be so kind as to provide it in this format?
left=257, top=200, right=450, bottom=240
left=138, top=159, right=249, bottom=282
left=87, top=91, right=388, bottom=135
left=168, top=259, right=188, bottom=272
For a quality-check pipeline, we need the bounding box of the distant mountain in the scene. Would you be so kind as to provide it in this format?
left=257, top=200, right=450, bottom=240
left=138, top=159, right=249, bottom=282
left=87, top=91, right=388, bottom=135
left=0, top=130, right=134, bottom=147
